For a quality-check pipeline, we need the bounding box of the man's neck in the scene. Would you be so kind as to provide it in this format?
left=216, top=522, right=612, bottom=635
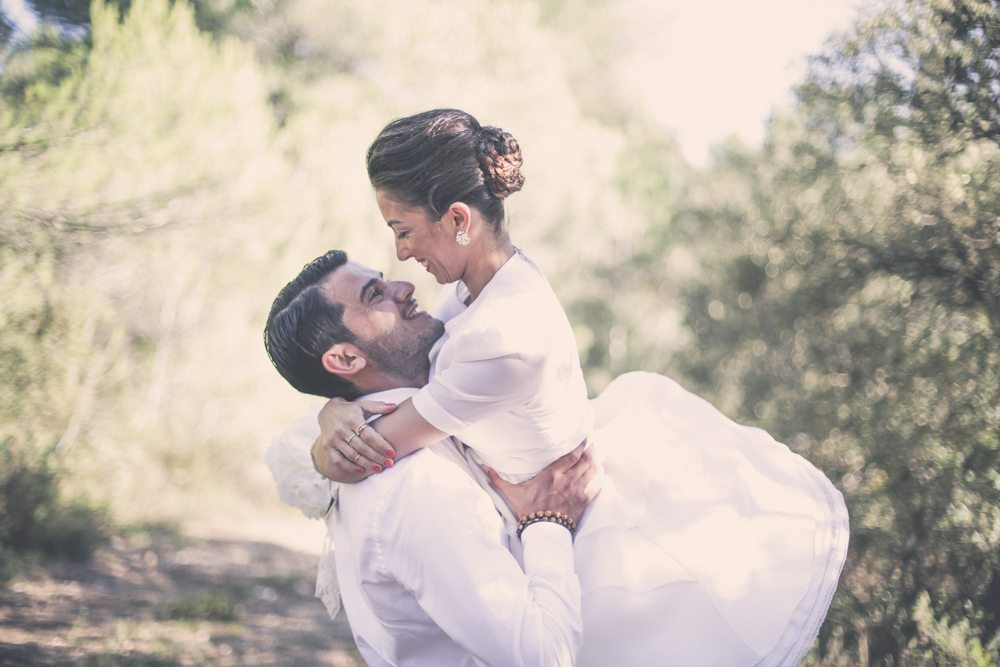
left=356, top=386, right=421, bottom=404
left=354, top=371, right=427, bottom=396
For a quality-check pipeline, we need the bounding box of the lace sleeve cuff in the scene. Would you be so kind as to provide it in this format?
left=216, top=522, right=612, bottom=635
left=264, top=409, right=336, bottom=520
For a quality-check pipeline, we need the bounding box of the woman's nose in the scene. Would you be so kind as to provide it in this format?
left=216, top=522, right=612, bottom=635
left=395, top=240, right=411, bottom=261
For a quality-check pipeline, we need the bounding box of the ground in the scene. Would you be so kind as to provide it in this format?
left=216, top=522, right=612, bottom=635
left=0, top=521, right=363, bottom=666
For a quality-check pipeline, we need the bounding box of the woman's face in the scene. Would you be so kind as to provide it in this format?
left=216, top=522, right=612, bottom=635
left=376, top=190, right=464, bottom=285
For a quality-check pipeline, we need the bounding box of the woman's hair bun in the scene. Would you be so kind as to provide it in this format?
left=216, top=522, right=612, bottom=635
left=477, top=125, right=525, bottom=200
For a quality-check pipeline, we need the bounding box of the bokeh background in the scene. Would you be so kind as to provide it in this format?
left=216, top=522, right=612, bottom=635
left=1, top=0, right=998, bottom=664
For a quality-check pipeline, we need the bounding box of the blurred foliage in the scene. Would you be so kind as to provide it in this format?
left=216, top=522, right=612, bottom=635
left=160, top=590, right=242, bottom=622
left=0, top=0, right=667, bottom=573
left=1, top=0, right=997, bottom=664
left=0, top=443, right=109, bottom=584
left=624, top=0, right=999, bottom=663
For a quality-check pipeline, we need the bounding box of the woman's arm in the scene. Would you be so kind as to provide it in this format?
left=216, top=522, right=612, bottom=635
left=313, top=326, right=539, bottom=482
left=312, top=397, right=447, bottom=482
left=369, top=398, right=448, bottom=457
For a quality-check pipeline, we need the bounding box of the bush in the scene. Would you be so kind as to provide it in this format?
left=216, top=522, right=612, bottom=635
left=0, top=546, right=17, bottom=587
left=160, top=591, right=242, bottom=622
left=0, top=441, right=109, bottom=583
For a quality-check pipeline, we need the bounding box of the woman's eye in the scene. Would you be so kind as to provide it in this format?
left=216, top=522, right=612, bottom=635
left=396, top=231, right=409, bottom=240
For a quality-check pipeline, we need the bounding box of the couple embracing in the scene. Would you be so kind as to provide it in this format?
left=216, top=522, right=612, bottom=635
left=264, top=109, right=849, bottom=666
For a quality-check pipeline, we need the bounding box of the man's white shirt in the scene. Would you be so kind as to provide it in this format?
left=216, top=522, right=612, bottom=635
left=265, top=387, right=583, bottom=667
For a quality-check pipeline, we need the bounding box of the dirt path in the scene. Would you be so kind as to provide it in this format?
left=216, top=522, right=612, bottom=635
left=0, top=527, right=363, bottom=666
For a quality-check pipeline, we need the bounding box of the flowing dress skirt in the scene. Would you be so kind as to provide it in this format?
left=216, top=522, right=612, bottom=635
left=574, top=372, right=849, bottom=666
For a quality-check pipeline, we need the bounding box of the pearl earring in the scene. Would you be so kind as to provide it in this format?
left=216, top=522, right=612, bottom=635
left=455, top=230, right=471, bottom=246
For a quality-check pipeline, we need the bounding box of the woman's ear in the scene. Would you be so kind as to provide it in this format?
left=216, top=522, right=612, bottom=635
left=443, top=202, right=473, bottom=234
left=321, top=343, right=368, bottom=377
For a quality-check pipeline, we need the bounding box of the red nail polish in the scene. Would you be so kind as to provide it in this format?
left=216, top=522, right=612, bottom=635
left=384, top=459, right=393, bottom=468
left=386, top=403, right=397, bottom=409
left=373, top=465, right=382, bottom=473
left=386, top=450, right=396, bottom=458
left=356, top=467, right=365, bottom=474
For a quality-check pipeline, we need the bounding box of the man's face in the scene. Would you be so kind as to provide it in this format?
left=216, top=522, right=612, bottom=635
left=321, top=261, right=444, bottom=383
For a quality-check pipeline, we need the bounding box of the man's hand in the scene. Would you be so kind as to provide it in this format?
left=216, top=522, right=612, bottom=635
left=483, top=442, right=600, bottom=525
left=312, top=397, right=397, bottom=482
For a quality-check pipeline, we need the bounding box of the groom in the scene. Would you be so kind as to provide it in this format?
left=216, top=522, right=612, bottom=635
left=264, top=250, right=599, bottom=666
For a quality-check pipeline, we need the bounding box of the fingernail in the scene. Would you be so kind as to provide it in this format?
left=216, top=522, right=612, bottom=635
left=356, top=467, right=365, bottom=474
left=386, top=403, right=397, bottom=409
left=372, top=465, right=382, bottom=473
left=386, top=450, right=396, bottom=458
left=384, top=459, right=393, bottom=468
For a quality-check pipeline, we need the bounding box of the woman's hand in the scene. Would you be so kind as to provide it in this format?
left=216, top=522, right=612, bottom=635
left=312, top=397, right=398, bottom=482
left=483, top=442, right=600, bottom=525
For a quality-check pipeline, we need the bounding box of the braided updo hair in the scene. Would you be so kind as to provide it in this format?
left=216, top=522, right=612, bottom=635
left=366, top=109, right=524, bottom=233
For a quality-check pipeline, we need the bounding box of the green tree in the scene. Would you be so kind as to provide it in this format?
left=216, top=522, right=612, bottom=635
left=660, top=0, right=999, bottom=662
left=0, top=0, right=291, bottom=548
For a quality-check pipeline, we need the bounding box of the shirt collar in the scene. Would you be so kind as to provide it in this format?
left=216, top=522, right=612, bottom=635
left=357, top=387, right=421, bottom=405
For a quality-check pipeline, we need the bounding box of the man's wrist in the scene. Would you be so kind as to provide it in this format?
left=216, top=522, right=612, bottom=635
left=516, top=510, right=577, bottom=540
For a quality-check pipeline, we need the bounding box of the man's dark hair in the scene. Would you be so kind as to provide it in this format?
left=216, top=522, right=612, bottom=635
left=264, top=250, right=361, bottom=399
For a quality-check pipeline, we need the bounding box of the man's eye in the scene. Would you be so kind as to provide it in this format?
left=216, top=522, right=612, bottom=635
left=370, top=288, right=383, bottom=302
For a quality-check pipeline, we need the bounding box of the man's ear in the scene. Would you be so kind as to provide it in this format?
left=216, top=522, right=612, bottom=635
left=442, top=202, right=472, bottom=234
left=321, top=343, right=368, bottom=377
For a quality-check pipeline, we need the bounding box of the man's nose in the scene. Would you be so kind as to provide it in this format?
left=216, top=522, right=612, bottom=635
left=390, top=280, right=414, bottom=302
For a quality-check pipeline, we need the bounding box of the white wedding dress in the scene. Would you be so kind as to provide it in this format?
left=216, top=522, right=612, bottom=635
left=407, top=249, right=849, bottom=666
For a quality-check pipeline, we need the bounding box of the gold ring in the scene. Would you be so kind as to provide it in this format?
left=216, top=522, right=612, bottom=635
left=353, top=454, right=362, bottom=464
left=346, top=432, right=359, bottom=446
left=355, top=423, right=370, bottom=436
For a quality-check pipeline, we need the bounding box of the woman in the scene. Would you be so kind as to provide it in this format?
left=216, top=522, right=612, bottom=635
left=316, top=109, right=849, bottom=665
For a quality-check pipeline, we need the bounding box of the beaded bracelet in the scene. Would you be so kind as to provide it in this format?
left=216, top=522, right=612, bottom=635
left=516, top=510, right=577, bottom=539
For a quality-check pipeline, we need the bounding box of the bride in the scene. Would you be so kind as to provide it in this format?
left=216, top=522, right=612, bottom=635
left=312, top=108, right=849, bottom=665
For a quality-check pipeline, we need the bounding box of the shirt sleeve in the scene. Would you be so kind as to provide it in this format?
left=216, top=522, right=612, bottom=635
left=378, top=458, right=581, bottom=666
left=411, top=327, right=543, bottom=435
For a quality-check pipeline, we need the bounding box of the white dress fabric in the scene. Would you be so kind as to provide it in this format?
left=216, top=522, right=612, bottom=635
left=412, top=250, right=850, bottom=666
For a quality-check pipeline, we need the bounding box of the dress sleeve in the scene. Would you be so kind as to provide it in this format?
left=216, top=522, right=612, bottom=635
left=264, top=409, right=335, bottom=520
left=411, top=327, right=542, bottom=435
left=378, top=458, right=582, bottom=666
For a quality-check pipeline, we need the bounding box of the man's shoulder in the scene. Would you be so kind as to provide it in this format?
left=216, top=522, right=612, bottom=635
left=340, top=442, right=483, bottom=510
left=335, top=443, right=500, bottom=558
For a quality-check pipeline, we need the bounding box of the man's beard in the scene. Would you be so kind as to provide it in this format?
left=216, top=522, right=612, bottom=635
left=358, top=320, right=444, bottom=387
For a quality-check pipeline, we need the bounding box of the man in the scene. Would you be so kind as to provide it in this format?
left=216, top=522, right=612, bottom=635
left=264, top=250, right=599, bottom=666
